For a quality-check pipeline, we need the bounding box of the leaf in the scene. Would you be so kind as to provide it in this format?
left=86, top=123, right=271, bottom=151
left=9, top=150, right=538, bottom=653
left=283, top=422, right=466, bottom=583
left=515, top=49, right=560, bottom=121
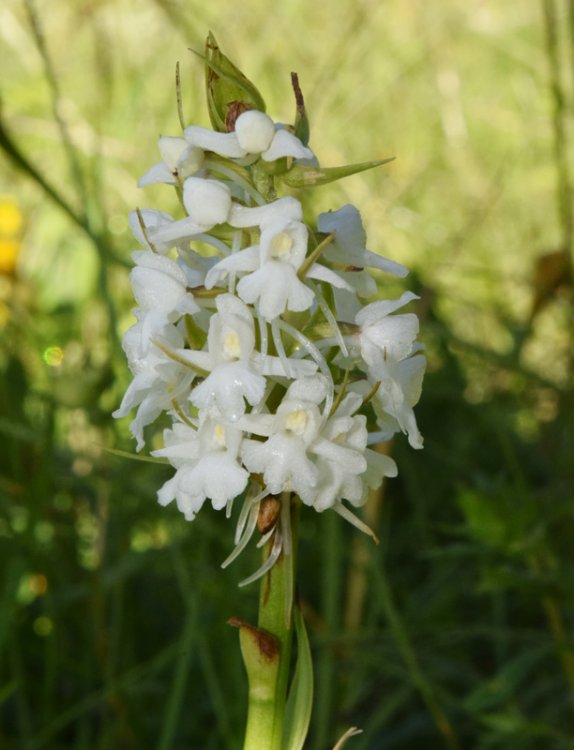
left=457, top=489, right=507, bottom=548
left=463, top=646, right=550, bottom=713
left=282, top=603, right=313, bottom=750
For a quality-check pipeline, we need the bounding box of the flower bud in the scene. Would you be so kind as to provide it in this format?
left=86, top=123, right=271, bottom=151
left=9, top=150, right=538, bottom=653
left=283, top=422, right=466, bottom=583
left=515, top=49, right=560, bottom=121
left=183, top=177, right=232, bottom=227
left=234, top=110, right=275, bottom=153
left=204, top=32, right=266, bottom=132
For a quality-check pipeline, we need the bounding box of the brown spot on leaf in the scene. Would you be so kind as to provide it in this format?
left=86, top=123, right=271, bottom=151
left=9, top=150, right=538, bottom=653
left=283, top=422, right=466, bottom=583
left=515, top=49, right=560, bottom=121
left=227, top=617, right=279, bottom=661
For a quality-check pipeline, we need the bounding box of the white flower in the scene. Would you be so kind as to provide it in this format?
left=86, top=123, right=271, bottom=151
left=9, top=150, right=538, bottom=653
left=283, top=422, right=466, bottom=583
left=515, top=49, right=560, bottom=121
left=131, top=179, right=232, bottom=253
left=116, top=80, right=427, bottom=552
left=152, top=419, right=249, bottom=520
left=335, top=269, right=378, bottom=299
left=317, top=204, right=408, bottom=277
left=183, top=294, right=264, bottom=420
left=180, top=294, right=317, bottom=419
left=206, top=211, right=351, bottom=320
left=305, top=393, right=368, bottom=511
left=129, top=209, right=180, bottom=255
left=131, top=209, right=207, bottom=254
left=319, top=291, right=420, bottom=372
left=113, top=321, right=194, bottom=450
left=129, top=250, right=199, bottom=346
left=364, top=446, right=398, bottom=488
left=130, top=250, right=196, bottom=314
left=138, top=136, right=204, bottom=187
left=185, top=110, right=313, bottom=162
left=240, top=376, right=327, bottom=498
left=204, top=218, right=313, bottom=320
left=260, top=127, right=312, bottom=162
left=183, top=177, right=232, bottom=227
left=354, top=291, right=420, bottom=368
left=236, top=218, right=316, bottom=319
left=228, top=196, right=303, bottom=229
left=240, top=381, right=380, bottom=512
left=369, top=354, right=426, bottom=449
left=176, top=247, right=220, bottom=289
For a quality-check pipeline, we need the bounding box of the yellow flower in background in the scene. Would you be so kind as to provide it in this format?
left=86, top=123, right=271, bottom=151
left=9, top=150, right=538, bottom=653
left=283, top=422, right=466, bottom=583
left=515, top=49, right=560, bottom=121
left=0, top=196, right=24, bottom=276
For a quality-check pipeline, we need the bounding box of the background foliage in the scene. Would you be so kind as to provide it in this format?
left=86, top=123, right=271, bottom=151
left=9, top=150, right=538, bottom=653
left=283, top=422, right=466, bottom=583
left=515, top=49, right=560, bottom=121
left=1, top=1, right=573, bottom=748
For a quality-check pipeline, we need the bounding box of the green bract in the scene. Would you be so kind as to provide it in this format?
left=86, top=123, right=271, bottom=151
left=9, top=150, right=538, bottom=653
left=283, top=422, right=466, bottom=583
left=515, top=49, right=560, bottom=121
left=204, top=32, right=267, bottom=132
left=282, top=157, right=396, bottom=188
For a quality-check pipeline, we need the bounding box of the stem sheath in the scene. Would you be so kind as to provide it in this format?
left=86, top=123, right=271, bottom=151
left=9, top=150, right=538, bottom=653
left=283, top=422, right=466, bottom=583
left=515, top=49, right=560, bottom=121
left=240, top=496, right=298, bottom=750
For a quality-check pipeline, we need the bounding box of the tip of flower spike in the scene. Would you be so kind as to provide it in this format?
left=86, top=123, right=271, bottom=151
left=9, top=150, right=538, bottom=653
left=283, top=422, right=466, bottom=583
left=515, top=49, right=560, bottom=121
left=200, top=32, right=267, bottom=132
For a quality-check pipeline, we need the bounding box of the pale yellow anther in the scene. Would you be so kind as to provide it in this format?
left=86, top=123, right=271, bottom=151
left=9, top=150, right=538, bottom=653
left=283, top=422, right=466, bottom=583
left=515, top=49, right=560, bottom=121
left=285, top=409, right=308, bottom=436
left=270, top=232, right=293, bottom=261
left=223, top=330, right=241, bottom=360
left=213, top=423, right=226, bottom=448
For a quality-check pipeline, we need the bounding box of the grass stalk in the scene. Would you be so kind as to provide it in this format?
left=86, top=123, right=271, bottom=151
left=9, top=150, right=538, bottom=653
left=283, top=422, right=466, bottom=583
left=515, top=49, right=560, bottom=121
left=314, top=509, right=341, bottom=749
left=372, top=560, right=460, bottom=750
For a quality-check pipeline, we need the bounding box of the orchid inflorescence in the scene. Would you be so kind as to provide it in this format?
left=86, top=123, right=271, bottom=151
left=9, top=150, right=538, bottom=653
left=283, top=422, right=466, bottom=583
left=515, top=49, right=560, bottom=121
left=114, top=37, right=425, bottom=585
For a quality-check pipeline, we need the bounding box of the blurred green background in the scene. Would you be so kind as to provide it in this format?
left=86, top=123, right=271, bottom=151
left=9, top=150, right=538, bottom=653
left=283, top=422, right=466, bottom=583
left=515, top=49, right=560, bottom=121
left=1, top=0, right=574, bottom=748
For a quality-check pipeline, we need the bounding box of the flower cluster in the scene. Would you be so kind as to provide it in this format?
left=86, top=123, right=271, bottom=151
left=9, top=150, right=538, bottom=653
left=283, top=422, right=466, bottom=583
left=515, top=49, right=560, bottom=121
left=114, top=41, right=425, bottom=582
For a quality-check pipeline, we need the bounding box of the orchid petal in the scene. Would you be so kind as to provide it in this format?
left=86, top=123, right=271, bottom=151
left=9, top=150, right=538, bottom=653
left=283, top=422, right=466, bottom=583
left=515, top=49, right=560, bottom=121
left=307, top=263, right=354, bottom=291
left=229, top=196, right=302, bottom=228
left=138, top=161, right=176, bottom=187
left=262, top=128, right=314, bottom=162
left=184, top=125, right=246, bottom=158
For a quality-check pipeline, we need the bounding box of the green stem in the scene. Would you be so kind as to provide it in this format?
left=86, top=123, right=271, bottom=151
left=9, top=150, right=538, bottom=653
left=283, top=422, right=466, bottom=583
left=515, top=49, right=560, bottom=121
left=239, top=495, right=298, bottom=750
